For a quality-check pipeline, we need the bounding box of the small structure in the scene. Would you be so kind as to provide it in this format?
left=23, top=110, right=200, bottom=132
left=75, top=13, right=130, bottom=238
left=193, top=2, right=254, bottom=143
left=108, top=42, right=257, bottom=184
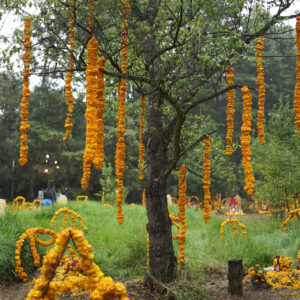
left=0, top=199, right=6, bottom=216
left=57, top=195, right=68, bottom=205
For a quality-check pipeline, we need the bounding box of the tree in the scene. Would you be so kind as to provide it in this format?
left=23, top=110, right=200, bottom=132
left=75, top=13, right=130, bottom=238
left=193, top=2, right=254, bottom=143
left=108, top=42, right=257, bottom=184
left=1, top=0, right=299, bottom=282
left=252, top=100, right=300, bottom=212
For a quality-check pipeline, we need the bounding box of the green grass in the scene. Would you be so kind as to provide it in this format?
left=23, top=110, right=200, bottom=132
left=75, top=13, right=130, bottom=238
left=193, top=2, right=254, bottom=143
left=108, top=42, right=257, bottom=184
left=0, top=201, right=299, bottom=287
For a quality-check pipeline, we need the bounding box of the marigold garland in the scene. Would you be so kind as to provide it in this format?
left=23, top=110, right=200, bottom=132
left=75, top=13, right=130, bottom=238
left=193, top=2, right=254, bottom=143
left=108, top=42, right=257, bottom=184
left=255, top=37, right=266, bottom=145
left=76, top=195, right=88, bottom=202
left=19, top=17, right=32, bottom=166
left=138, top=95, right=146, bottom=180
left=81, top=36, right=99, bottom=189
left=294, top=16, right=300, bottom=136
left=225, top=67, right=235, bottom=156
left=63, top=0, right=76, bottom=141
left=26, top=228, right=130, bottom=300
left=220, top=218, right=247, bottom=240
left=93, top=57, right=106, bottom=170
left=88, top=0, right=94, bottom=35
left=115, top=0, right=130, bottom=225
left=203, top=135, right=211, bottom=223
left=177, top=164, right=187, bottom=265
left=51, top=207, right=88, bottom=232
left=12, top=196, right=26, bottom=210
left=240, top=86, right=255, bottom=196
left=32, top=199, right=42, bottom=209
left=142, top=188, right=146, bottom=206
left=282, top=208, right=300, bottom=233
left=15, top=227, right=57, bottom=282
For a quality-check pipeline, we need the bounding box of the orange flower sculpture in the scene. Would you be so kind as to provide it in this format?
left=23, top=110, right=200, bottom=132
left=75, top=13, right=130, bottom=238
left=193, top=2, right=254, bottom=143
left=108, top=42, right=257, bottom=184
left=63, top=0, right=76, bottom=141
left=115, top=0, right=130, bottom=225
left=81, top=36, right=98, bottom=189
left=19, top=17, right=32, bottom=166
left=138, top=95, right=146, bottom=180
left=177, top=164, right=187, bottom=265
left=225, top=66, right=235, bottom=156
left=93, top=57, right=106, bottom=170
left=240, top=86, right=255, bottom=196
left=294, top=16, right=300, bottom=136
left=15, top=227, right=57, bottom=282
left=203, top=135, right=211, bottom=223
left=255, top=37, right=266, bottom=145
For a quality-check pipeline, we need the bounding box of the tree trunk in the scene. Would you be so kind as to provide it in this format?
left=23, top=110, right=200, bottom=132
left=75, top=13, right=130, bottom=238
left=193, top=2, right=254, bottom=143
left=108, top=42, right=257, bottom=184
left=145, top=90, right=177, bottom=282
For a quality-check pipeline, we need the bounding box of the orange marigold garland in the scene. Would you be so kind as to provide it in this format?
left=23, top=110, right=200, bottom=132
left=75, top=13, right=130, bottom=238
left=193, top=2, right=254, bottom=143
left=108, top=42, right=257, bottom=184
left=88, top=0, right=94, bottom=34
left=294, top=16, right=300, bottom=136
left=255, top=37, right=266, bottom=145
left=142, top=188, right=146, bottom=206
left=138, top=95, right=146, bottom=180
left=177, top=164, right=187, bottom=265
left=240, top=86, right=255, bottom=196
left=93, top=57, right=106, bottom=170
left=63, top=0, right=76, bottom=141
left=19, top=17, right=32, bottom=166
left=203, top=135, right=211, bottom=223
left=81, top=36, right=98, bottom=189
left=115, top=0, right=130, bottom=225
left=225, top=67, right=235, bottom=156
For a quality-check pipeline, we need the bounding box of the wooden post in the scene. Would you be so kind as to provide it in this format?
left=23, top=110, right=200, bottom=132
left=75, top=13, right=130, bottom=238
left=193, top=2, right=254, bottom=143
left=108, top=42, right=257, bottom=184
left=228, top=259, right=243, bottom=297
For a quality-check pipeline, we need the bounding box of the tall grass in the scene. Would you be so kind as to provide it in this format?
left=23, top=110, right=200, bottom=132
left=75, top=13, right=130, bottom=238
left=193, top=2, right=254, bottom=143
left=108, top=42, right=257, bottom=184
left=0, top=201, right=299, bottom=283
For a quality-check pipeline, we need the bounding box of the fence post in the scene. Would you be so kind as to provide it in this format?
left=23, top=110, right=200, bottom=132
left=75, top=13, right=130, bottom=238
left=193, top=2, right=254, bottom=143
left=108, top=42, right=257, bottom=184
left=228, top=259, right=243, bottom=297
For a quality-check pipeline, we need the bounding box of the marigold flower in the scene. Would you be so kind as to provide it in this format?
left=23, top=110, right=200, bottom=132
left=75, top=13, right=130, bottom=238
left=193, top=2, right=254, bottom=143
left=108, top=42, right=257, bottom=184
left=240, top=86, right=254, bottom=196
left=115, top=0, right=130, bottom=225
left=19, top=17, right=32, bottom=166
left=225, top=66, right=235, bottom=156
left=255, top=37, right=266, bottom=145
left=203, top=135, right=211, bottom=223
left=294, top=16, right=300, bottom=136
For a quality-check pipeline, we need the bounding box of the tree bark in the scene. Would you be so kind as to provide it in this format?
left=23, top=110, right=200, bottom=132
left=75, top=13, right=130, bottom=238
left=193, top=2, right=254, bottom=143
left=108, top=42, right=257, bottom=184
left=145, top=90, right=177, bottom=282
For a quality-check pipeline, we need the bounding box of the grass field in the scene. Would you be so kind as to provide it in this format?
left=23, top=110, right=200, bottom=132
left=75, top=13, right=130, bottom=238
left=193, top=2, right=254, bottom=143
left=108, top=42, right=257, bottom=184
left=0, top=201, right=299, bottom=286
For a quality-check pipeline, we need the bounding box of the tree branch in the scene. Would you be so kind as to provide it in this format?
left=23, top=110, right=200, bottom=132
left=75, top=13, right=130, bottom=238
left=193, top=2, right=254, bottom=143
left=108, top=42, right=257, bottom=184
left=180, top=130, right=217, bottom=158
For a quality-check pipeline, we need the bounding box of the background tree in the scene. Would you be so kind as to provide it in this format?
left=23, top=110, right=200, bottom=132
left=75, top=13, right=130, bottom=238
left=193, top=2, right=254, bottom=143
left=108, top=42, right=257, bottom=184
left=0, top=0, right=299, bottom=282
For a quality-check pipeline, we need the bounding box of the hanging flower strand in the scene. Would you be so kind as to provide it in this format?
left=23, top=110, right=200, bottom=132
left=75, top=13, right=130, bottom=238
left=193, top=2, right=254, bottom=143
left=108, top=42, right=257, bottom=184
left=63, top=0, right=76, bottom=141
left=115, top=0, right=130, bottom=225
left=294, top=16, right=300, bottom=136
left=240, top=86, right=255, bottom=196
left=88, top=0, right=94, bottom=35
left=255, top=37, right=266, bottom=145
left=203, top=135, right=211, bottom=223
left=19, top=17, right=32, bottom=166
left=81, top=36, right=98, bottom=189
left=93, top=56, right=106, bottom=170
left=138, top=95, right=146, bottom=180
left=225, top=66, right=235, bottom=156
left=177, top=164, right=187, bottom=265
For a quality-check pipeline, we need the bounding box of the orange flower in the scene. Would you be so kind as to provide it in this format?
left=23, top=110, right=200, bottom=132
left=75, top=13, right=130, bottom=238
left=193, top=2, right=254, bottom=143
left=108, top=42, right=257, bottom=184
left=240, top=86, right=255, bottom=196
left=203, top=135, right=211, bottom=223
left=88, top=0, right=94, bottom=34
left=81, top=36, right=99, bottom=189
left=177, top=164, right=187, bottom=265
left=115, top=0, right=130, bottom=225
left=63, top=0, right=76, bottom=141
left=93, top=57, right=106, bottom=170
left=142, top=188, right=146, bottom=206
left=19, top=17, right=32, bottom=166
left=225, top=67, right=235, bottom=156
left=294, top=16, right=300, bottom=136
left=138, top=95, right=146, bottom=180
left=255, top=37, right=266, bottom=145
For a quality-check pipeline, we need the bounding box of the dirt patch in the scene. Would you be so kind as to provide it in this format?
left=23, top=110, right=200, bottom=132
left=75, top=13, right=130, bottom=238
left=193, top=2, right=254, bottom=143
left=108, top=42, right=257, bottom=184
left=203, top=267, right=300, bottom=300
left=1, top=268, right=299, bottom=300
